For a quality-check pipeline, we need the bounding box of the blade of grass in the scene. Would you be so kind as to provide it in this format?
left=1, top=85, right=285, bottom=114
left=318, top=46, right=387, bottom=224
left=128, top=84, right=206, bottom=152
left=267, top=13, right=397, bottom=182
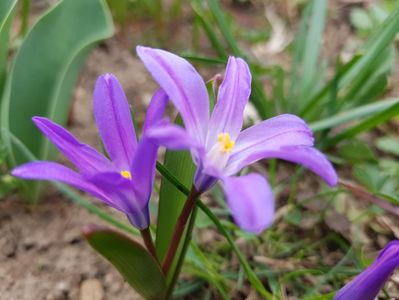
left=207, top=0, right=242, bottom=56
left=193, top=0, right=271, bottom=118
left=301, top=6, right=399, bottom=118
left=290, top=0, right=328, bottom=112
left=309, top=98, right=399, bottom=132
left=325, top=101, right=399, bottom=146
left=0, top=0, right=17, bottom=92
left=191, top=0, right=227, bottom=58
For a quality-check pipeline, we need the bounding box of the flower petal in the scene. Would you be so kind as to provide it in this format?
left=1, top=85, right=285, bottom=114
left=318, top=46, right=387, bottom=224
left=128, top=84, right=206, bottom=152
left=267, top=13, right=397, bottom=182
left=207, top=57, right=251, bottom=148
left=137, top=46, right=209, bottom=145
left=93, top=74, right=137, bottom=170
left=32, top=117, right=113, bottom=175
left=222, top=173, right=274, bottom=234
left=11, top=161, right=118, bottom=208
left=228, top=144, right=337, bottom=186
left=225, top=114, right=314, bottom=170
left=334, top=241, right=399, bottom=300
left=143, top=88, right=169, bottom=133
left=88, top=172, right=150, bottom=229
left=145, top=120, right=202, bottom=151
left=129, top=137, right=158, bottom=211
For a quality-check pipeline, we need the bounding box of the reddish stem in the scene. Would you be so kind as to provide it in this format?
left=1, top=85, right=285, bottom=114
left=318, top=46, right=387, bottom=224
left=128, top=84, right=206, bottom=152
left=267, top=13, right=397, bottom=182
left=162, top=186, right=200, bottom=275
left=140, top=227, right=158, bottom=262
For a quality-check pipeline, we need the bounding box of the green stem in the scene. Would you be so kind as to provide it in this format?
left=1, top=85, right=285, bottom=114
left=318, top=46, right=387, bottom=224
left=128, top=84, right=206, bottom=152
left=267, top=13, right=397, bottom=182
left=19, top=0, right=30, bottom=37
left=162, top=186, right=200, bottom=275
left=140, top=227, right=158, bottom=262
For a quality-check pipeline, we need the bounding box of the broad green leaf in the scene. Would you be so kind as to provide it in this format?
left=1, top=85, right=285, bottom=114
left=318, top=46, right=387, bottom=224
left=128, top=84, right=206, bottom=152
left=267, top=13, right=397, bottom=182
left=1, top=0, right=113, bottom=167
left=84, top=226, right=166, bottom=300
left=0, top=0, right=17, bottom=92
left=155, top=147, right=196, bottom=282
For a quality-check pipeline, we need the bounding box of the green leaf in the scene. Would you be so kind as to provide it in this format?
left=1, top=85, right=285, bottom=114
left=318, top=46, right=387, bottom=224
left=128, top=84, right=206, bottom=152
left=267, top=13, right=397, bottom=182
left=350, top=8, right=374, bottom=31
left=353, top=164, right=389, bottom=193
left=325, top=101, right=399, bottom=146
left=1, top=0, right=113, bottom=167
left=290, top=0, right=328, bottom=112
left=376, top=136, right=399, bottom=156
left=84, top=226, right=166, bottom=300
left=301, top=6, right=399, bottom=118
left=337, top=140, right=376, bottom=164
left=155, top=117, right=196, bottom=282
left=0, top=0, right=17, bottom=92
left=155, top=150, right=195, bottom=278
left=309, top=98, right=399, bottom=132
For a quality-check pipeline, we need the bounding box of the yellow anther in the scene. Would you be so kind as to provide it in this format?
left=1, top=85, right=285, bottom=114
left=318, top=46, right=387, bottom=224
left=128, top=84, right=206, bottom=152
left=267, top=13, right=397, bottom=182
left=217, top=133, right=235, bottom=153
left=120, top=170, right=132, bottom=180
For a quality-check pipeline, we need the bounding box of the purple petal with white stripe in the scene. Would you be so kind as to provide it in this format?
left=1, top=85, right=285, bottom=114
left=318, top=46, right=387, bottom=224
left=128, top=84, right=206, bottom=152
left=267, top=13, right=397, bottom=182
left=93, top=74, right=137, bottom=170
left=11, top=161, right=119, bottom=209
left=32, top=117, right=113, bottom=175
left=137, top=46, right=209, bottom=145
left=225, top=114, right=337, bottom=186
left=207, top=57, right=251, bottom=148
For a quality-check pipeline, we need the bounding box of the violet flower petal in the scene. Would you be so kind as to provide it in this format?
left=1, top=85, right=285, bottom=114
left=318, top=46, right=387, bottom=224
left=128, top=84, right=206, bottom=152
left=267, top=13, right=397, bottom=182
left=11, top=161, right=119, bottom=209
left=145, top=121, right=202, bottom=151
left=93, top=74, right=137, bottom=170
left=32, top=117, right=113, bottom=175
left=222, top=173, right=274, bottom=234
left=207, top=57, right=251, bottom=148
left=143, top=88, right=169, bottom=133
left=88, top=172, right=149, bottom=229
left=334, top=241, right=399, bottom=300
left=137, top=46, right=209, bottom=145
left=225, top=114, right=337, bottom=185
left=228, top=144, right=337, bottom=186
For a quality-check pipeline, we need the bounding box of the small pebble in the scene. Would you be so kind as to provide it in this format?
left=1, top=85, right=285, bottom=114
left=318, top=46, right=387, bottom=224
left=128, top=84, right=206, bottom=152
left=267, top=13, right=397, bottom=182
left=79, top=278, right=104, bottom=300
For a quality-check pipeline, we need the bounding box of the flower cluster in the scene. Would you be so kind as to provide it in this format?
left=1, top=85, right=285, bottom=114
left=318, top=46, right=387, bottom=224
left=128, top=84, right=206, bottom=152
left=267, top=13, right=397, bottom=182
left=13, top=47, right=337, bottom=233
left=12, top=47, right=399, bottom=298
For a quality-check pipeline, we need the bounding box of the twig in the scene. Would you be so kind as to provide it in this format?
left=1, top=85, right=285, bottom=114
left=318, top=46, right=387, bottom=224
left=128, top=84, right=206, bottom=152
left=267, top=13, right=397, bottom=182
left=339, top=179, right=399, bottom=216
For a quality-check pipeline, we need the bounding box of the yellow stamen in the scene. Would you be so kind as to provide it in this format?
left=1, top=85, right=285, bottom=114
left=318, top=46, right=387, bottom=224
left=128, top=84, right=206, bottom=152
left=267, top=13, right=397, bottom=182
left=217, top=133, right=235, bottom=153
left=120, top=170, right=132, bottom=180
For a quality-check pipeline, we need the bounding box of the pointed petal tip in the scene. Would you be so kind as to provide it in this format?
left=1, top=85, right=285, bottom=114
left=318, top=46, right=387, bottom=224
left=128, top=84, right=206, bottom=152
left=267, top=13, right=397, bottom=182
left=96, top=73, right=119, bottom=86
left=31, top=116, right=48, bottom=125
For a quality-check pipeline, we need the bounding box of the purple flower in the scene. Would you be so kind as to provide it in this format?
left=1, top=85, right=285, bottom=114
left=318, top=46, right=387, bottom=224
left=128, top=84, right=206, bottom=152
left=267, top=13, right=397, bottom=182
left=335, top=241, right=399, bottom=300
left=11, top=74, right=170, bottom=230
left=137, top=46, right=338, bottom=234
